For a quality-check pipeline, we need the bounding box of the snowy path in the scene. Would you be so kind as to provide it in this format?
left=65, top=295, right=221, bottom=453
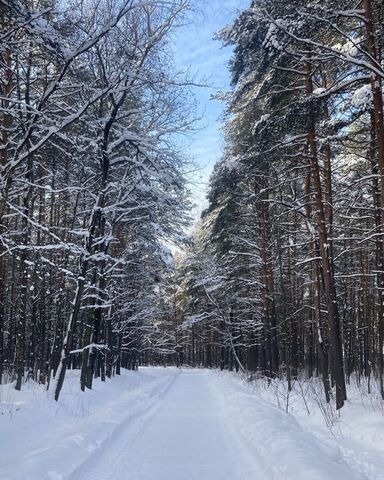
left=73, top=370, right=258, bottom=480
left=0, top=368, right=373, bottom=480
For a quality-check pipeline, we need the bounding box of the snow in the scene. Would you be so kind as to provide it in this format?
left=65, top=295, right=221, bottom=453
left=159, top=244, right=174, bottom=270
left=221, top=371, right=384, bottom=480
left=263, top=23, right=283, bottom=51
left=221, top=154, right=240, bottom=172
left=351, top=84, right=372, bottom=110
left=74, top=370, right=257, bottom=480
left=333, top=40, right=359, bottom=57
left=0, top=368, right=382, bottom=479
left=313, top=87, right=326, bottom=96
left=0, top=368, right=178, bottom=480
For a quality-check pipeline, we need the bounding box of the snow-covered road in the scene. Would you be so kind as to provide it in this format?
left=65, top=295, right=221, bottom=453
left=74, top=370, right=257, bottom=480
left=0, top=367, right=376, bottom=480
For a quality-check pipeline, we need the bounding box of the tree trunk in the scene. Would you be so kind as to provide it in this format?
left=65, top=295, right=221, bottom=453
left=306, top=63, right=346, bottom=409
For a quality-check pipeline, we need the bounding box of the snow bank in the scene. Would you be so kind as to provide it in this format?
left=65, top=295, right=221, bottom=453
left=244, top=374, right=384, bottom=480
left=0, top=368, right=179, bottom=480
left=211, top=371, right=367, bottom=480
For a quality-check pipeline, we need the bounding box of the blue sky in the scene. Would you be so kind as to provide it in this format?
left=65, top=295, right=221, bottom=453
left=171, top=0, right=249, bottom=220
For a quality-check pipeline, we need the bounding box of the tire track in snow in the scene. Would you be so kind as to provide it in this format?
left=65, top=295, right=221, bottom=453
left=73, top=369, right=261, bottom=480
left=66, top=370, right=180, bottom=480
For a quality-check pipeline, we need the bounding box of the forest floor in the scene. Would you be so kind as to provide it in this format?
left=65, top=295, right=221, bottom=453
left=0, top=367, right=383, bottom=480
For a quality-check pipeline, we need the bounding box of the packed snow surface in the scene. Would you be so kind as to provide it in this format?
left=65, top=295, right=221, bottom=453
left=0, top=368, right=382, bottom=479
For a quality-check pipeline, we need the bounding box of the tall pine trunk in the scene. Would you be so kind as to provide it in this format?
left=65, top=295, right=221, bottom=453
left=306, top=62, right=346, bottom=409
